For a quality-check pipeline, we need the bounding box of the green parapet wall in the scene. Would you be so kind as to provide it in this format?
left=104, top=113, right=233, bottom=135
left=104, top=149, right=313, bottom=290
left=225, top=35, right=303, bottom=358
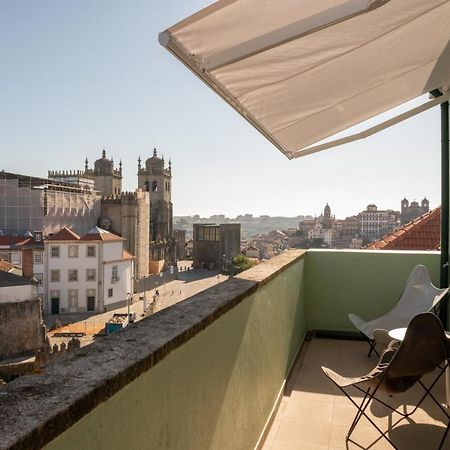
left=43, top=252, right=307, bottom=450
left=305, top=249, right=441, bottom=332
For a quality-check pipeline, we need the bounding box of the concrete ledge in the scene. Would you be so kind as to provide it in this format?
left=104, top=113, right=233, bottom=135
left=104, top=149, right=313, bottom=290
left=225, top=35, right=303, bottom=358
left=0, top=250, right=305, bottom=450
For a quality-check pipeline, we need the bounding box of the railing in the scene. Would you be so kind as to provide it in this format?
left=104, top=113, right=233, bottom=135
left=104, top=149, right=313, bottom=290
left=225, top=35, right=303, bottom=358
left=0, top=249, right=441, bottom=450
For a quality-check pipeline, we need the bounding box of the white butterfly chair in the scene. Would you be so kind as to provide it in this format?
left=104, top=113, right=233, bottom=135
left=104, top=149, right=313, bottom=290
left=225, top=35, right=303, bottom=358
left=348, top=265, right=448, bottom=357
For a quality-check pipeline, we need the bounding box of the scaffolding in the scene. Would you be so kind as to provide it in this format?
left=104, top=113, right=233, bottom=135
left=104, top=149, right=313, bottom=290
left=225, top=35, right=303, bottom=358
left=0, top=171, right=101, bottom=236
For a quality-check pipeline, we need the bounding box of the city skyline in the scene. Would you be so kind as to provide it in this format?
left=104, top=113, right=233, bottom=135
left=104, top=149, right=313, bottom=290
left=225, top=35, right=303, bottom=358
left=174, top=196, right=434, bottom=221
left=0, top=1, right=442, bottom=219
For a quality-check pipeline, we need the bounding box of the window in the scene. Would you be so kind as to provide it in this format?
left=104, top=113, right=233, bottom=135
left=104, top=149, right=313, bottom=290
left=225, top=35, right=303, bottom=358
left=111, top=265, right=119, bottom=282
left=68, top=289, right=78, bottom=309
left=50, top=270, right=60, bottom=282
left=108, top=288, right=113, bottom=297
left=87, top=246, right=96, bottom=257
left=34, top=273, right=43, bottom=285
left=34, top=252, right=43, bottom=264
left=68, top=269, right=78, bottom=282
left=10, top=252, right=21, bottom=265
left=196, top=226, right=219, bottom=242
left=68, top=245, right=78, bottom=258
left=152, top=180, right=158, bottom=192
left=50, top=246, right=60, bottom=258
left=86, top=269, right=96, bottom=281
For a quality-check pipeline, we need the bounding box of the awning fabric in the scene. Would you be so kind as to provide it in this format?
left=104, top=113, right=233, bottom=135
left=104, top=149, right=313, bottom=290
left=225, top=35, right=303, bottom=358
left=160, top=0, right=450, bottom=159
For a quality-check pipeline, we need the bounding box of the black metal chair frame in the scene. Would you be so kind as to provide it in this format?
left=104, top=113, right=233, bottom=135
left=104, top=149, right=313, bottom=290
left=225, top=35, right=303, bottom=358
left=327, top=352, right=450, bottom=450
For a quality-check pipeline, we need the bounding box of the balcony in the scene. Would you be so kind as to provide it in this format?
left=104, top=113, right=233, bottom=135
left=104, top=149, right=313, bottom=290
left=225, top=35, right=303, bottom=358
left=0, top=249, right=445, bottom=450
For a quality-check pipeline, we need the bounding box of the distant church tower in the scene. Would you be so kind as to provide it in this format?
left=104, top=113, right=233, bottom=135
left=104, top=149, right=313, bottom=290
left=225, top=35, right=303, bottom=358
left=400, top=197, right=430, bottom=225
left=85, top=150, right=122, bottom=196
left=138, top=148, right=173, bottom=242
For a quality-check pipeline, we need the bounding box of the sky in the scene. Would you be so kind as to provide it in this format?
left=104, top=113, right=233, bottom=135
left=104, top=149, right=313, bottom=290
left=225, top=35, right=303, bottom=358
left=0, top=1, right=443, bottom=219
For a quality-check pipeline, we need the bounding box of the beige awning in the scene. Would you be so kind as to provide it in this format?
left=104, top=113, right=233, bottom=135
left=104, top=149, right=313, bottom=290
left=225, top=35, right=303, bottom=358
left=159, top=0, right=450, bottom=159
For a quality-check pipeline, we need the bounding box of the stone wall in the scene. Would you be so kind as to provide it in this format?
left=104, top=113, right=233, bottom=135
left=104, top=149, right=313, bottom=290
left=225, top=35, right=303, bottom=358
left=0, top=299, right=45, bottom=360
left=100, top=190, right=150, bottom=279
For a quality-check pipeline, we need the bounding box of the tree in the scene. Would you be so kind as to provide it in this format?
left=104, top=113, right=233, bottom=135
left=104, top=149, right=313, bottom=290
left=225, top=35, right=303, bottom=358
left=232, top=254, right=257, bottom=273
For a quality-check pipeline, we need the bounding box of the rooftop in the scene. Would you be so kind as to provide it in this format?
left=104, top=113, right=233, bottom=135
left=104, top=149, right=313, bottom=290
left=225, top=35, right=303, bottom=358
left=47, top=227, right=81, bottom=241
left=80, top=227, right=125, bottom=241
left=366, top=207, right=440, bottom=251
left=0, top=271, right=34, bottom=287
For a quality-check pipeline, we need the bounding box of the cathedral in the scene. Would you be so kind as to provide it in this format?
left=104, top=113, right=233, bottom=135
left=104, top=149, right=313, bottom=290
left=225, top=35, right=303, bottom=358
left=48, top=148, right=175, bottom=277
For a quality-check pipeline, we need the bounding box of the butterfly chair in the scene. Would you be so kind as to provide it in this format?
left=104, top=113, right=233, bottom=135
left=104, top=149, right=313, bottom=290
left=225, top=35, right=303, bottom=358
left=322, top=313, right=450, bottom=450
left=348, top=264, right=448, bottom=357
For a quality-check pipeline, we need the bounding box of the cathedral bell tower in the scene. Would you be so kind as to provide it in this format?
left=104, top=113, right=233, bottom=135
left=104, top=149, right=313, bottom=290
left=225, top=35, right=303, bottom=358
left=137, top=148, right=173, bottom=243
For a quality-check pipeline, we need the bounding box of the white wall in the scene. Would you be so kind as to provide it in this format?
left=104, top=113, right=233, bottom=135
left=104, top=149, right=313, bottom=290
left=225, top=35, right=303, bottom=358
left=33, top=250, right=45, bottom=298
left=46, top=242, right=100, bottom=313
left=45, top=240, right=132, bottom=314
left=0, top=284, right=36, bottom=303
left=102, top=242, right=123, bottom=262
left=103, top=259, right=133, bottom=308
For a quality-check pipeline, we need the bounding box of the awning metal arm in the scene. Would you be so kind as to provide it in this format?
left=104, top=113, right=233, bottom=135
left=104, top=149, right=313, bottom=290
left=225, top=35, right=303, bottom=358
left=289, top=91, right=450, bottom=159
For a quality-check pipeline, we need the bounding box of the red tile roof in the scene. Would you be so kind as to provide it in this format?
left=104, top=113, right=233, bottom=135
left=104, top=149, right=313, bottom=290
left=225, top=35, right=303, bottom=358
left=366, top=207, right=440, bottom=251
left=122, top=250, right=135, bottom=260
left=47, top=227, right=81, bottom=241
left=0, top=260, right=16, bottom=273
left=0, top=236, right=31, bottom=247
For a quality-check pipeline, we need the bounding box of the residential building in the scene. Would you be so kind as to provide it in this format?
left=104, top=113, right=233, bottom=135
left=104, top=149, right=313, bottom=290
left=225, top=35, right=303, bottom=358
left=45, top=227, right=134, bottom=315
left=245, top=245, right=260, bottom=259
left=360, top=204, right=399, bottom=243
left=0, top=171, right=101, bottom=237
left=334, top=216, right=361, bottom=248
left=0, top=232, right=46, bottom=299
left=192, top=223, right=240, bottom=270
left=0, top=271, right=44, bottom=361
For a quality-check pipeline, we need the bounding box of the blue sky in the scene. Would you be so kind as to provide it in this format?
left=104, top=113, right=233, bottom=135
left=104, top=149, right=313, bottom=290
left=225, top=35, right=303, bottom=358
left=0, top=1, right=442, bottom=219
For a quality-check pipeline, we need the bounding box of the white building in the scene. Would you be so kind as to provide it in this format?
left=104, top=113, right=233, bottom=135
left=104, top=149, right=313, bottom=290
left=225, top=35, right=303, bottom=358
left=360, top=204, right=398, bottom=242
left=45, top=227, right=134, bottom=315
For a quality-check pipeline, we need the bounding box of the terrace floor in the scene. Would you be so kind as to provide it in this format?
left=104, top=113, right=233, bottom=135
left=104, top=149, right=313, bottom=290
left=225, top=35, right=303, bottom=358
left=263, top=338, right=450, bottom=450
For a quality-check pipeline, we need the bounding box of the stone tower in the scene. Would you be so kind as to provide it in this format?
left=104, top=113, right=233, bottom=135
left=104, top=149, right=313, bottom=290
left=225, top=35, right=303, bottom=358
left=400, top=197, right=430, bottom=225
left=137, top=148, right=173, bottom=242
left=99, top=190, right=150, bottom=279
left=85, top=150, right=122, bottom=196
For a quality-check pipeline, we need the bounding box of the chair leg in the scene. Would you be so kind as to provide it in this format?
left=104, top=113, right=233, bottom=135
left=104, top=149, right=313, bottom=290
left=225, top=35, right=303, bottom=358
left=367, top=339, right=379, bottom=358
left=336, top=382, right=401, bottom=449
left=439, top=421, right=450, bottom=450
